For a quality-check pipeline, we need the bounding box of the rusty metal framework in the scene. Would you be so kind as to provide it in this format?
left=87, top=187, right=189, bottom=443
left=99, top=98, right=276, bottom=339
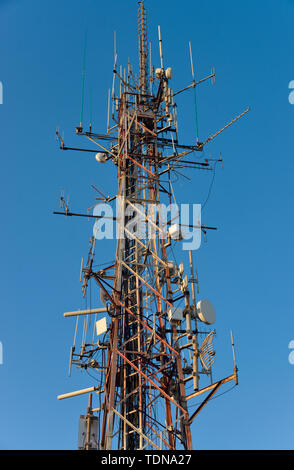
left=55, top=1, right=248, bottom=451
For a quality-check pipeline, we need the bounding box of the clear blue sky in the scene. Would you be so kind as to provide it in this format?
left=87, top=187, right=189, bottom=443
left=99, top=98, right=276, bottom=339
left=0, top=0, right=294, bottom=450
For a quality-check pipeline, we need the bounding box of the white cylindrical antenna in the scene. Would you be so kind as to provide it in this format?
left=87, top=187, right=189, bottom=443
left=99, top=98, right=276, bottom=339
left=73, top=316, right=79, bottom=348
left=64, top=307, right=108, bottom=318
left=186, top=310, right=192, bottom=340
left=120, top=65, right=122, bottom=97
left=111, top=31, right=117, bottom=118
left=158, top=25, right=164, bottom=70
left=149, top=41, right=153, bottom=95
left=112, top=64, right=116, bottom=118
left=112, top=53, right=117, bottom=95
left=79, top=257, right=84, bottom=283
left=189, top=250, right=196, bottom=308
left=230, top=329, right=237, bottom=368
left=149, top=41, right=152, bottom=77
left=57, top=386, right=101, bottom=400
left=82, top=314, right=88, bottom=347
left=231, top=330, right=238, bottom=384
left=189, top=41, right=195, bottom=81
left=68, top=345, right=74, bottom=377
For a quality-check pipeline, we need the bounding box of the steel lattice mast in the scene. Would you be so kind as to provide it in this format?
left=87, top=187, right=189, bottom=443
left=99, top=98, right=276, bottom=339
left=56, top=0, right=247, bottom=451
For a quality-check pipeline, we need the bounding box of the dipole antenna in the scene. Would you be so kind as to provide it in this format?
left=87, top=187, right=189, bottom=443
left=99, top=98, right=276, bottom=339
left=189, top=41, right=199, bottom=143
left=158, top=25, right=164, bottom=71
left=80, top=29, right=88, bottom=129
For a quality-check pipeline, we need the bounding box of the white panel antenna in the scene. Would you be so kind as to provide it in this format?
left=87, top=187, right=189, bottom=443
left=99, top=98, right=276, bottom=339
left=96, top=317, right=107, bottom=337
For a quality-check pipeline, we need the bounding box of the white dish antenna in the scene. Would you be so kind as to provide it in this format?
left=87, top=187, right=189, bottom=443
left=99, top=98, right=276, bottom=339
left=165, top=67, right=172, bottom=79
left=196, top=299, right=216, bottom=325
left=95, top=152, right=107, bottom=163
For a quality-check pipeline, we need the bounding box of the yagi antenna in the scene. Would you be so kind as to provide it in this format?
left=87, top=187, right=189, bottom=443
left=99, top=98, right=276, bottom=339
left=60, top=190, right=70, bottom=215
left=198, top=107, right=250, bottom=150
left=56, top=127, right=65, bottom=149
left=91, top=184, right=109, bottom=201
left=220, top=152, right=224, bottom=168
left=59, top=189, right=64, bottom=208
left=55, top=125, right=60, bottom=142
left=211, top=66, right=216, bottom=85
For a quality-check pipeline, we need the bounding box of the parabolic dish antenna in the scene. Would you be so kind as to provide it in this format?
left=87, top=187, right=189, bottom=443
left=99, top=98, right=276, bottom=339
left=200, top=330, right=216, bottom=371
left=196, top=299, right=216, bottom=325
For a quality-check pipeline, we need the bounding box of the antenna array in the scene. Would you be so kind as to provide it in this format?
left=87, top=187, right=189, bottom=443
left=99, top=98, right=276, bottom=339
left=55, top=1, right=246, bottom=450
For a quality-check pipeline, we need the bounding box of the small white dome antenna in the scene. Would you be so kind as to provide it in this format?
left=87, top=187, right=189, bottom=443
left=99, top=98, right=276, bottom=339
left=95, top=152, right=107, bottom=163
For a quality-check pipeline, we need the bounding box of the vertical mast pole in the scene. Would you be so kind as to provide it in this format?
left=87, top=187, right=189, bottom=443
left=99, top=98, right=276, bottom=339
left=189, top=250, right=199, bottom=391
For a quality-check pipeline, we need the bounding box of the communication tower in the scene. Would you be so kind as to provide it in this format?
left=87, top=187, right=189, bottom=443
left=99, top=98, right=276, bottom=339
left=56, top=1, right=248, bottom=450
